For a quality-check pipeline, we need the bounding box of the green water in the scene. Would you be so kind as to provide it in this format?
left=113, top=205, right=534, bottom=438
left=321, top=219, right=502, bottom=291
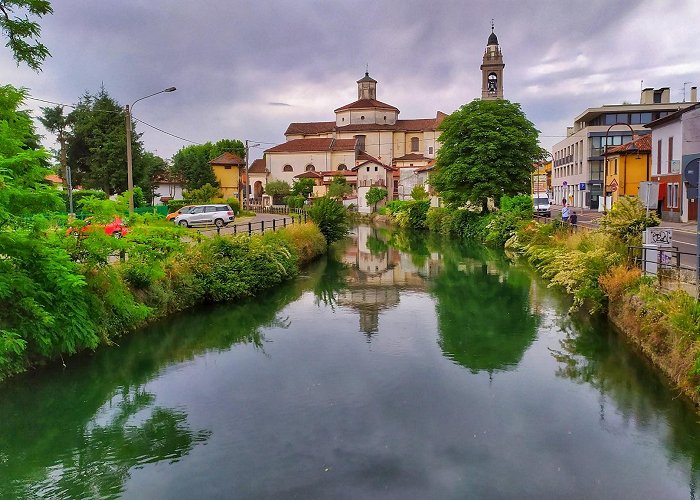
left=2, top=225, right=700, bottom=499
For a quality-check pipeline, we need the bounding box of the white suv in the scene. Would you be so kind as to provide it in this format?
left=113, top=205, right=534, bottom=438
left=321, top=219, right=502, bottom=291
left=174, top=204, right=235, bottom=228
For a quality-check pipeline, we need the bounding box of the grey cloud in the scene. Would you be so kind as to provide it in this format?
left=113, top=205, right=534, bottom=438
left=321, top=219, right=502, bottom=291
left=3, top=0, right=698, bottom=158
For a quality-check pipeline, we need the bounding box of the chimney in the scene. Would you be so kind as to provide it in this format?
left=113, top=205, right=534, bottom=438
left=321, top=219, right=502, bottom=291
left=640, top=87, right=654, bottom=104
left=658, top=87, right=670, bottom=103
left=691, top=86, right=698, bottom=103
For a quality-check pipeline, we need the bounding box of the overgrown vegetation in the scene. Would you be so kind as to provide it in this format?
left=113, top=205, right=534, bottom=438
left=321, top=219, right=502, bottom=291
left=308, top=196, right=349, bottom=244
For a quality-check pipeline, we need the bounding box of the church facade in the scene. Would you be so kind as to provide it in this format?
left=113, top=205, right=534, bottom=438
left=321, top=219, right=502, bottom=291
left=254, top=28, right=504, bottom=210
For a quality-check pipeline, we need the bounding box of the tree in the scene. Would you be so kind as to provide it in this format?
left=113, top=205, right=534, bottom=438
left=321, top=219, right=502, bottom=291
left=410, top=184, right=429, bottom=201
left=265, top=179, right=291, bottom=205
left=171, top=139, right=245, bottom=191
left=308, top=196, right=349, bottom=245
left=365, top=186, right=388, bottom=212
left=431, top=99, right=544, bottom=212
left=66, top=87, right=152, bottom=196
left=327, top=175, right=352, bottom=200
left=291, top=178, right=315, bottom=198
left=38, top=105, right=68, bottom=182
left=0, top=0, right=53, bottom=71
left=183, top=183, right=222, bottom=204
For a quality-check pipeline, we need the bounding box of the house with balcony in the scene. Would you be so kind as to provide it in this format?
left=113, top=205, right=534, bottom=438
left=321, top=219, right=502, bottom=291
left=352, top=155, right=395, bottom=213
left=552, top=86, right=697, bottom=211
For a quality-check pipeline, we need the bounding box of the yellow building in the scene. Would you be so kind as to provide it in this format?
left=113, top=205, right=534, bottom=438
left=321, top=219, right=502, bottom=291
left=209, top=152, right=245, bottom=204
left=603, top=134, right=652, bottom=205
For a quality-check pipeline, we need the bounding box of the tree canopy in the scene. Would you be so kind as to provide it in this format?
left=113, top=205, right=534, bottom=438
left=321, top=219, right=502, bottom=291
left=327, top=175, right=352, bottom=200
left=431, top=99, right=544, bottom=211
left=171, top=140, right=245, bottom=190
left=0, top=0, right=53, bottom=71
left=291, top=178, right=315, bottom=198
left=365, top=186, right=387, bottom=212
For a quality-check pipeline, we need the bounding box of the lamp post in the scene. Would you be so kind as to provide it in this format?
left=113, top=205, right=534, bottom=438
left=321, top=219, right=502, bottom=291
left=602, top=122, right=636, bottom=213
left=244, top=140, right=260, bottom=210
left=125, top=87, right=176, bottom=213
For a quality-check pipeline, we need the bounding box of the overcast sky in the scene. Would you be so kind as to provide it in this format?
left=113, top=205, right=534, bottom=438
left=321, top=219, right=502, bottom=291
left=4, top=0, right=699, bottom=162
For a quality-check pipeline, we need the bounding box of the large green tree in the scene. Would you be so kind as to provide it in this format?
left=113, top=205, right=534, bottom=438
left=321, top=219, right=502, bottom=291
left=431, top=99, right=544, bottom=211
left=171, top=139, right=245, bottom=190
left=66, top=88, right=156, bottom=196
left=0, top=0, right=53, bottom=71
left=38, top=104, right=68, bottom=182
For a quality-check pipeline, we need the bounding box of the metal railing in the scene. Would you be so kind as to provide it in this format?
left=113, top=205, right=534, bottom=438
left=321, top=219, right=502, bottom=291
left=628, top=245, right=698, bottom=293
left=248, top=204, right=307, bottom=215
left=192, top=215, right=306, bottom=236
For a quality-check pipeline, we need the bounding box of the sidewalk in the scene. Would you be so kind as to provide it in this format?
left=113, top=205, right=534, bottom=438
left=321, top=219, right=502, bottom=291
left=660, top=220, right=698, bottom=233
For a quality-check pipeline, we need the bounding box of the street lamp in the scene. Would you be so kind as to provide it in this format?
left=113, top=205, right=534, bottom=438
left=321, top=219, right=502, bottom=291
left=602, top=122, right=635, bottom=213
left=125, top=87, right=176, bottom=213
left=244, top=140, right=260, bottom=210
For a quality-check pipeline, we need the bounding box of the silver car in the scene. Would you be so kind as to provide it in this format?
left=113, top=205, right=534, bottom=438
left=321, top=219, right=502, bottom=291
left=174, top=204, right=235, bottom=228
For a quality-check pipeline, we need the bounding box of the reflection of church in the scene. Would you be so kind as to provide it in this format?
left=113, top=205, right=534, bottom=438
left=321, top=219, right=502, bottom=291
left=337, top=226, right=443, bottom=337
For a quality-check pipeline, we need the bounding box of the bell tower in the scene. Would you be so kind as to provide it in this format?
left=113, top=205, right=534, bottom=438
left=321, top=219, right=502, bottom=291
left=357, top=70, right=377, bottom=100
left=480, top=21, right=505, bottom=100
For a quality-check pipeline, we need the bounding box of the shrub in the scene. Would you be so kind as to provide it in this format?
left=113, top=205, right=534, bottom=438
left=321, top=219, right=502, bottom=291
left=598, top=196, right=659, bottom=243
left=308, top=196, right=349, bottom=245
left=285, top=194, right=306, bottom=209
left=500, top=194, right=533, bottom=214
left=598, top=265, right=642, bottom=301
left=61, top=189, right=107, bottom=211
left=426, top=207, right=449, bottom=233
left=168, top=199, right=188, bottom=213
left=385, top=200, right=410, bottom=215
left=410, top=185, right=429, bottom=201
left=277, top=223, right=326, bottom=264
left=226, top=198, right=241, bottom=215
left=407, top=200, right=430, bottom=229
left=183, top=183, right=222, bottom=204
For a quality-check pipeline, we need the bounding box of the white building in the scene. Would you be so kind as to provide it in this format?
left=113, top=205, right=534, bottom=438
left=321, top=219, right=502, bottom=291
left=552, top=87, right=697, bottom=210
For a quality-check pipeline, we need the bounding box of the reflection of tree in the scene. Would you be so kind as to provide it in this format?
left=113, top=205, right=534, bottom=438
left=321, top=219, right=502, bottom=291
left=313, top=250, right=349, bottom=309
left=432, top=246, right=538, bottom=373
left=11, top=388, right=211, bottom=499
left=388, top=230, right=429, bottom=268
left=0, top=282, right=307, bottom=497
left=366, top=234, right=388, bottom=255
left=551, top=313, right=700, bottom=493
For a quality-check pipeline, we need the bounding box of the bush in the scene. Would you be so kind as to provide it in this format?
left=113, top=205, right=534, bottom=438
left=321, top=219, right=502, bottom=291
left=285, top=194, right=306, bottom=209
left=598, top=265, right=642, bottom=301
left=599, top=196, right=659, bottom=244
left=168, top=199, right=188, bottom=213
left=410, top=184, right=429, bottom=201
left=277, top=223, right=326, bottom=265
left=500, top=194, right=533, bottom=214
left=61, top=189, right=107, bottom=211
left=226, top=198, right=241, bottom=215
left=385, top=200, right=410, bottom=215
left=426, top=207, right=449, bottom=233
left=308, top=196, right=349, bottom=245
left=407, top=200, right=430, bottom=229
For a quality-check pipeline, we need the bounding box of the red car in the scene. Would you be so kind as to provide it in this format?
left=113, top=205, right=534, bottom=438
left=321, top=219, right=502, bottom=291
left=66, top=217, right=129, bottom=238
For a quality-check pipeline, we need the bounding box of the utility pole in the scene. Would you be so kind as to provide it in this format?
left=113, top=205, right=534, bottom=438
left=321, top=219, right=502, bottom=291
left=244, top=140, right=260, bottom=209
left=125, top=104, right=134, bottom=213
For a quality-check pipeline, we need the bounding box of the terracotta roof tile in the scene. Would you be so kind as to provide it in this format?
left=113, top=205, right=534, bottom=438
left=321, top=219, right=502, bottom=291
left=294, top=171, right=322, bottom=179
left=284, top=116, right=443, bottom=136
left=44, top=174, right=63, bottom=183
left=285, top=121, right=336, bottom=136
left=209, top=151, right=245, bottom=166
left=334, top=98, right=399, bottom=112
left=248, top=158, right=267, bottom=173
left=264, top=138, right=356, bottom=154
left=604, top=134, right=652, bottom=155
left=321, top=170, right=356, bottom=177
left=393, top=153, right=428, bottom=161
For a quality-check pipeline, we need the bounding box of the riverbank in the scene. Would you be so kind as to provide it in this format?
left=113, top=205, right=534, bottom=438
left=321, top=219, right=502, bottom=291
left=0, top=222, right=326, bottom=382
left=376, top=197, right=700, bottom=408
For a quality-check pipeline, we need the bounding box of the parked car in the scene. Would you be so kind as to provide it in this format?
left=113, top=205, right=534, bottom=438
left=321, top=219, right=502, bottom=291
left=173, top=204, right=235, bottom=227
left=66, top=217, right=129, bottom=238
left=166, top=204, right=195, bottom=222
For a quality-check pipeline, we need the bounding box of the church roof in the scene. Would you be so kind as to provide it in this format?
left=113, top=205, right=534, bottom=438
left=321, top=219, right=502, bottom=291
left=209, top=151, right=245, bottom=166
left=248, top=158, right=267, bottom=173
left=393, top=153, right=429, bottom=161
left=294, top=171, right=322, bottom=179
left=487, top=31, right=499, bottom=45
left=264, top=138, right=356, bottom=154
left=334, top=98, right=399, bottom=113
left=357, top=71, right=377, bottom=84
left=284, top=115, right=445, bottom=136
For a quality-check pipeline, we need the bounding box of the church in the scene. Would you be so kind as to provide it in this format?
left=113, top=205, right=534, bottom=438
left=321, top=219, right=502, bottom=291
left=253, top=27, right=505, bottom=211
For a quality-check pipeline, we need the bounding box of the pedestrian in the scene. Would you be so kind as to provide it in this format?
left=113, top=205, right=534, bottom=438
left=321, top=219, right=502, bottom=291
left=562, top=198, right=567, bottom=206
left=569, top=211, right=578, bottom=229
left=561, top=203, right=570, bottom=223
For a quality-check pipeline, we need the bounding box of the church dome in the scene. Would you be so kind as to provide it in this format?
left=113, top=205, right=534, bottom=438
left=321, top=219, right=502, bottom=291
left=487, top=31, right=498, bottom=45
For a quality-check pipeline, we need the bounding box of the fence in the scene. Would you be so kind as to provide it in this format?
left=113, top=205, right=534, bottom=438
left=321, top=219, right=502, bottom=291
left=248, top=204, right=307, bottom=216
left=628, top=245, right=698, bottom=294
left=192, top=214, right=306, bottom=237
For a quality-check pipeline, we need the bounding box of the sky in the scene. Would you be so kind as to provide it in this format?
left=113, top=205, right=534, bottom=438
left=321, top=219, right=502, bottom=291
left=3, top=0, right=700, bottom=163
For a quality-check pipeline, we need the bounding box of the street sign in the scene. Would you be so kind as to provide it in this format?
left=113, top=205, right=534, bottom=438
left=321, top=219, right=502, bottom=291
left=609, top=178, right=618, bottom=192
left=639, top=181, right=659, bottom=208
left=579, top=182, right=586, bottom=190
left=562, top=180, right=568, bottom=187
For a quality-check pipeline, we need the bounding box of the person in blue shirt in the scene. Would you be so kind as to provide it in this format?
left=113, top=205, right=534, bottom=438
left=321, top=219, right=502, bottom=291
left=561, top=204, right=570, bottom=223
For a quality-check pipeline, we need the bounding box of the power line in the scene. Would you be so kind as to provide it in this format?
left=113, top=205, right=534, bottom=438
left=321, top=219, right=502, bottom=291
left=133, top=117, right=201, bottom=145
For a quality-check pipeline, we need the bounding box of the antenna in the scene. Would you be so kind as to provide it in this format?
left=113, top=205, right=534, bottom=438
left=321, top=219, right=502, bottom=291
left=491, top=19, right=494, bottom=32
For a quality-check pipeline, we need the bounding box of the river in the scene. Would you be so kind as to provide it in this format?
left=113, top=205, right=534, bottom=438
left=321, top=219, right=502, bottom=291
left=2, top=225, right=700, bottom=499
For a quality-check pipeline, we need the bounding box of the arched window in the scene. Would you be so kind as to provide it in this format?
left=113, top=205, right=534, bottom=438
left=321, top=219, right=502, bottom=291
left=337, top=164, right=347, bottom=171
left=411, top=137, right=419, bottom=152
left=305, top=164, right=315, bottom=172
left=283, top=165, right=293, bottom=172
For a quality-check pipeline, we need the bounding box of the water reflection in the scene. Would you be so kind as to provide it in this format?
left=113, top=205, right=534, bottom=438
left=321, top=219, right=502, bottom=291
left=0, top=284, right=305, bottom=498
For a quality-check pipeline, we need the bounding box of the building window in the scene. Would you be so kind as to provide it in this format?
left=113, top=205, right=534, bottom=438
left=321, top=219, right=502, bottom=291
left=224, top=165, right=232, bottom=170
left=305, top=164, right=315, bottom=172
left=668, top=183, right=679, bottom=209
left=657, top=140, right=662, bottom=174
left=283, top=165, right=293, bottom=172
left=428, top=146, right=433, bottom=155
left=366, top=166, right=370, bottom=172
left=668, top=137, right=673, bottom=173
left=360, top=115, right=365, bottom=120
left=374, top=166, right=378, bottom=171
left=411, top=137, right=419, bottom=152
left=337, top=164, right=347, bottom=171
left=355, top=135, right=366, bottom=151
